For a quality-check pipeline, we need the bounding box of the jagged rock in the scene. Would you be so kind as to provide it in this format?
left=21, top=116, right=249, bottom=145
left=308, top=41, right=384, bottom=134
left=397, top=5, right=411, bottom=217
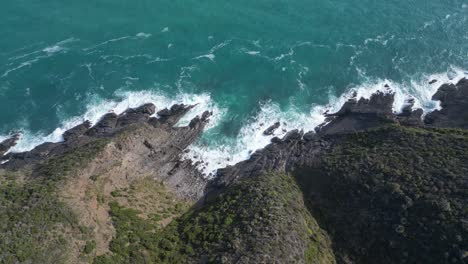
left=189, top=111, right=212, bottom=129
left=396, top=98, right=423, bottom=126
left=283, top=129, right=303, bottom=142
left=424, top=78, right=468, bottom=128
left=155, top=104, right=194, bottom=127
left=63, top=121, right=91, bottom=142
left=86, top=112, right=118, bottom=136
left=135, top=103, right=156, bottom=115
left=317, top=91, right=396, bottom=135
left=116, top=103, right=156, bottom=127
left=0, top=133, right=20, bottom=156
left=263, top=122, right=280, bottom=135
left=303, top=131, right=315, bottom=141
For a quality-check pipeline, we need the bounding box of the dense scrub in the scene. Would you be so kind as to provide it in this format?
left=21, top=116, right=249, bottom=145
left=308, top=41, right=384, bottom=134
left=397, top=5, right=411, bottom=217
left=296, top=125, right=468, bottom=264
left=95, top=173, right=335, bottom=264
left=0, top=139, right=109, bottom=264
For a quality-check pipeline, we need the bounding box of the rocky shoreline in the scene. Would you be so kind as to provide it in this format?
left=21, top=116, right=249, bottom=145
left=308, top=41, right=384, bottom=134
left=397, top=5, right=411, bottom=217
left=0, top=79, right=467, bottom=263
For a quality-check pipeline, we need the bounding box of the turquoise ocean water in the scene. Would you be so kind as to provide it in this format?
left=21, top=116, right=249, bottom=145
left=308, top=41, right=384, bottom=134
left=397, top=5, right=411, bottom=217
left=1, top=0, right=467, bottom=174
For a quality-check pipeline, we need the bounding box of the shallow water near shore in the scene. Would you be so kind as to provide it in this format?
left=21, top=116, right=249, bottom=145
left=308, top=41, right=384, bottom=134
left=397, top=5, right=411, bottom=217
left=1, top=0, right=468, bottom=175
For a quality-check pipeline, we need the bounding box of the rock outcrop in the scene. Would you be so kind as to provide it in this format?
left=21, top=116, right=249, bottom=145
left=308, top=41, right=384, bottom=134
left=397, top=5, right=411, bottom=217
left=263, top=122, right=280, bottom=135
left=424, top=78, right=468, bottom=128
left=316, top=91, right=396, bottom=135
left=396, top=98, right=424, bottom=127
left=0, top=133, right=20, bottom=157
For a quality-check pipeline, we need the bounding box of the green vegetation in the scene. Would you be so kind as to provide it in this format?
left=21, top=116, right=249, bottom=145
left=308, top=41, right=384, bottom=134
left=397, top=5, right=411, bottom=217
left=84, top=240, right=97, bottom=255
left=0, top=139, right=109, bottom=264
left=96, top=173, right=335, bottom=263
left=296, top=125, right=468, bottom=264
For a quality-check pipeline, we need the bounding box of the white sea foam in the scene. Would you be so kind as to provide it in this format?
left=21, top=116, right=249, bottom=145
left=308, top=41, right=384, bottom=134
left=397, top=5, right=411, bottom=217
left=136, top=32, right=152, bottom=38
left=245, top=51, right=260, bottom=56
left=161, top=27, right=170, bottom=33
left=193, top=54, right=216, bottom=61
left=1, top=67, right=466, bottom=178
left=1, top=91, right=221, bottom=154
left=182, top=101, right=327, bottom=176
left=43, top=45, right=65, bottom=54
left=183, top=67, right=467, bottom=177
left=2, top=38, right=75, bottom=77
left=83, top=36, right=132, bottom=51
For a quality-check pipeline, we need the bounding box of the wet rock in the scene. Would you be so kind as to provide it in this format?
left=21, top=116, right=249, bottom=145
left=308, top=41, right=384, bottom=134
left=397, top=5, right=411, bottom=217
left=0, top=133, right=20, bottom=156
left=303, top=131, right=315, bottom=141
left=429, top=79, right=438, bottom=84
left=397, top=98, right=423, bottom=126
left=62, top=121, right=91, bottom=142
left=86, top=112, right=118, bottom=136
left=271, top=137, right=282, bottom=144
left=263, top=122, right=280, bottom=136
left=189, top=111, right=212, bottom=129
left=116, top=103, right=156, bottom=127
left=424, top=78, right=468, bottom=128
left=283, top=129, right=303, bottom=142
left=134, top=103, right=156, bottom=115
left=156, top=104, right=194, bottom=126
left=317, top=91, right=396, bottom=135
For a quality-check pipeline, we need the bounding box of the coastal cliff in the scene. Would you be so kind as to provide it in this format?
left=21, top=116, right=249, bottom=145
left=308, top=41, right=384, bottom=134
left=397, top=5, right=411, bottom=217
left=0, top=79, right=467, bottom=264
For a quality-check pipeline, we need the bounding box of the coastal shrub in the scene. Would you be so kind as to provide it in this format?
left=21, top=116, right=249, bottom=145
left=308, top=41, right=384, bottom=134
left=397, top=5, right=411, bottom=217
left=296, top=125, right=468, bottom=264
left=96, top=172, right=336, bottom=263
left=0, top=139, right=109, bottom=264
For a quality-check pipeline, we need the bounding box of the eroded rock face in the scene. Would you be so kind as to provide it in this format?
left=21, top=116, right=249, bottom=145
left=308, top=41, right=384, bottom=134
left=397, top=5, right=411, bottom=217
left=0, top=103, right=209, bottom=199
left=425, top=78, right=468, bottom=128
left=316, top=91, right=396, bottom=135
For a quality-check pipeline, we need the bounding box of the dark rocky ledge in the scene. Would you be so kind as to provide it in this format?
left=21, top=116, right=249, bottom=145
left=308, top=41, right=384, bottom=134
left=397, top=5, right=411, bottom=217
left=424, top=78, right=468, bottom=128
